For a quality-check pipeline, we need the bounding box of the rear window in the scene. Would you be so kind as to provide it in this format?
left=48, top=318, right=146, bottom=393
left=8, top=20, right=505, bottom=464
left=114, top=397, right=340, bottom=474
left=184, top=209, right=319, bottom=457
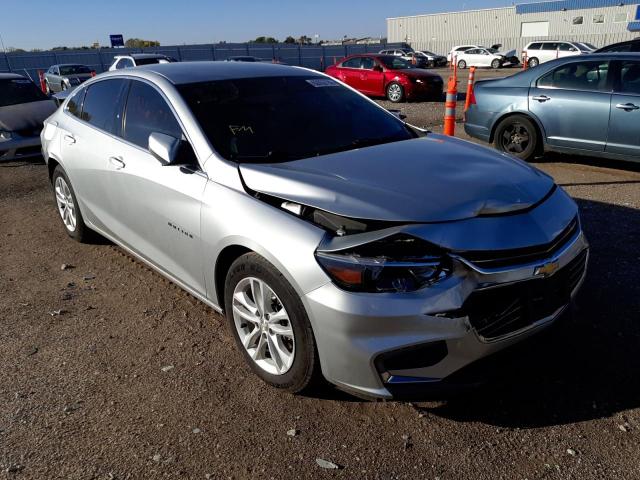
left=0, top=78, right=48, bottom=107
left=59, top=65, right=92, bottom=75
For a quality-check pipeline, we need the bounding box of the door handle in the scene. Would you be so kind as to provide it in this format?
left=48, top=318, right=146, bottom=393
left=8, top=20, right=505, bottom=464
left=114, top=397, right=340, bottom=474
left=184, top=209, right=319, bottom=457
left=63, top=134, right=76, bottom=145
left=532, top=95, right=550, bottom=102
left=108, top=156, right=126, bottom=169
left=615, top=103, right=639, bottom=111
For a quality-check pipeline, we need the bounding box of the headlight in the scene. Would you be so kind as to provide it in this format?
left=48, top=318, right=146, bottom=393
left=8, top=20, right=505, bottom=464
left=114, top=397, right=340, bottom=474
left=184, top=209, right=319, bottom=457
left=415, top=79, right=424, bottom=84
left=0, top=130, right=13, bottom=141
left=315, top=234, right=452, bottom=293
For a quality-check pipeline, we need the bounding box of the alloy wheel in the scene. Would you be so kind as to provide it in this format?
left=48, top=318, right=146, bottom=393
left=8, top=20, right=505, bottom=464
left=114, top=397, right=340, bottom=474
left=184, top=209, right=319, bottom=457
left=501, top=122, right=530, bottom=154
left=232, top=277, right=295, bottom=375
left=54, top=176, right=77, bottom=232
left=387, top=84, right=402, bottom=102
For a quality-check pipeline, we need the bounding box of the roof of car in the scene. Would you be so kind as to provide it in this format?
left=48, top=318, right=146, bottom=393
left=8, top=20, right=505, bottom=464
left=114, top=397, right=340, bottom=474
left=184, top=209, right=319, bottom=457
left=51, top=63, right=87, bottom=67
left=0, top=73, right=25, bottom=80
left=101, top=61, right=320, bottom=85
left=115, top=53, right=170, bottom=60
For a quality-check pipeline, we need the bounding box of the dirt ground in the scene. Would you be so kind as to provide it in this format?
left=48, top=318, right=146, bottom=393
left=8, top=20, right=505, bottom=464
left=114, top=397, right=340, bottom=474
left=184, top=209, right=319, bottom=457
left=1, top=80, right=640, bottom=479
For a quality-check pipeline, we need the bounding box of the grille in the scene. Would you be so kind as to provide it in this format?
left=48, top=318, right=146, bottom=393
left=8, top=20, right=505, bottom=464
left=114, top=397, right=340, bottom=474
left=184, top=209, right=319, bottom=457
left=458, top=216, right=579, bottom=269
left=463, top=249, right=588, bottom=340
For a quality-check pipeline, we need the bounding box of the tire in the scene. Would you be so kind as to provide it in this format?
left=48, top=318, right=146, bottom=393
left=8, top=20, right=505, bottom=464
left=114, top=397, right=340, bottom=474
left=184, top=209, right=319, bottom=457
left=52, top=165, right=92, bottom=242
left=386, top=82, right=405, bottom=103
left=493, top=115, right=539, bottom=162
left=528, top=57, right=539, bottom=68
left=61, top=82, right=67, bottom=91
left=457, top=59, right=467, bottom=69
left=224, top=252, right=321, bottom=394
left=491, top=59, right=501, bottom=69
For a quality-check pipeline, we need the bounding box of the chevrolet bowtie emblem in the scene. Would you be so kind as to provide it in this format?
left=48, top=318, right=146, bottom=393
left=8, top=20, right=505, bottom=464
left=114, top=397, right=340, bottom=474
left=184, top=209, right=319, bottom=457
left=534, top=261, right=560, bottom=277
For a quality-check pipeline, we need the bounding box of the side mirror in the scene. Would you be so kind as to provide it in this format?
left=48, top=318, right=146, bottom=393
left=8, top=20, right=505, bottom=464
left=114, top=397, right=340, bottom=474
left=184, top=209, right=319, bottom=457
left=149, top=132, right=181, bottom=165
left=373, top=65, right=383, bottom=72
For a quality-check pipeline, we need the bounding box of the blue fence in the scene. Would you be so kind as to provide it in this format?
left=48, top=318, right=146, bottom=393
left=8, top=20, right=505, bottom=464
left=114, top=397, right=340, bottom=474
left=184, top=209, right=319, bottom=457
left=0, top=42, right=406, bottom=83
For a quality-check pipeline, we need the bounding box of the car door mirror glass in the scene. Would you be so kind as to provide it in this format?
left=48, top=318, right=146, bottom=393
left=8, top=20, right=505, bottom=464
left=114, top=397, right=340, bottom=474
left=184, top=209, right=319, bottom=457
left=149, top=132, right=180, bottom=165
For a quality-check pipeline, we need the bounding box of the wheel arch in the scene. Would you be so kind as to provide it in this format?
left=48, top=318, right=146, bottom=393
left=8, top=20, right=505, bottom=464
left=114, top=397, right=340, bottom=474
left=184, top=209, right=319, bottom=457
left=214, top=244, right=253, bottom=313
left=47, top=157, right=61, bottom=182
left=489, top=111, right=546, bottom=153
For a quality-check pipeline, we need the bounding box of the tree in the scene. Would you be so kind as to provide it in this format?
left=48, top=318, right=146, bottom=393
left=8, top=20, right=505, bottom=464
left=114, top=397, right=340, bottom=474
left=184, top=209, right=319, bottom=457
left=284, top=36, right=296, bottom=44
left=297, top=35, right=312, bottom=45
left=253, top=36, right=278, bottom=44
left=125, top=38, right=161, bottom=48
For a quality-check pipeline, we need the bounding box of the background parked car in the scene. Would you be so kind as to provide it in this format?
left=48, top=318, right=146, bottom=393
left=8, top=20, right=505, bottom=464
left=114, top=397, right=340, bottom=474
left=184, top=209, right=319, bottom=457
left=415, top=50, right=448, bottom=67
left=447, top=45, right=477, bottom=63
left=465, top=53, right=640, bottom=163
left=379, top=48, right=429, bottom=68
left=326, top=54, right=443, bottom=102
left=456, top=47, right=506, bottom=69
left=595, top=38, right=640, bottom=53
left=523, top=41, right=590, bottom=68
left=0, top=73, right=57, bottom=161
left=108, top=53, right=177, bottom=71
left=225, top=56, right=262, bottom=62
left=44, top=64, right=94, bottom=94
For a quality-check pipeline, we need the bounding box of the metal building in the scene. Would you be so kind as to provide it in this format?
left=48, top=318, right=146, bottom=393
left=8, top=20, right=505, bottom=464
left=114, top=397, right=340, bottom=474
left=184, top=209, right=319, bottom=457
left=387, top=0, right=640, bottom=55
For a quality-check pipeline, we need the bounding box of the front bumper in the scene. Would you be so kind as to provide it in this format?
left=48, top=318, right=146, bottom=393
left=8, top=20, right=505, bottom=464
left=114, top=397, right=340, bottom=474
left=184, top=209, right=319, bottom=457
left=0, top=135, right=42, bottom=162
left=304, top=228, right=588, bottom=400
left=406, top=79, right=444, bottom=99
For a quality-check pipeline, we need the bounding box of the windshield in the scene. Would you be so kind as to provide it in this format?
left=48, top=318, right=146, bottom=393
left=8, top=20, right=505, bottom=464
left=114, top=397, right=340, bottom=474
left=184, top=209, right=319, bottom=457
left=178, top=76, right=415, bottom=163
left=0, top=78, right=49, bottom=107
left=378, top=56, right=414, bottom=70
left=579, top=42, right=597, bottom=50
left=59, top=65, right=91, bottom=75
left=487, top=48, right=500, bottom=54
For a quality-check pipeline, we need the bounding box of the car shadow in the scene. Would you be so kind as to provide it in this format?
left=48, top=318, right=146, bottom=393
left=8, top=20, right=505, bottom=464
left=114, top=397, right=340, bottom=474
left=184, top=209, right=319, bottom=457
left=420, top=197, right=640, bottom=428
left=533, top=152, right=640, bottom=174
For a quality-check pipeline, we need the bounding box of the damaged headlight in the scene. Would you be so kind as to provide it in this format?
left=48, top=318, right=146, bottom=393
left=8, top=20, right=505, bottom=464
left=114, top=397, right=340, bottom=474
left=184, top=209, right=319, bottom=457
left=315, top=234, right=452, bottom=293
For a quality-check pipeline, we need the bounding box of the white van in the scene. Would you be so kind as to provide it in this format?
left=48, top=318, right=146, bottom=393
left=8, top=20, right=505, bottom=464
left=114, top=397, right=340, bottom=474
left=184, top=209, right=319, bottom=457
left=523, top=41, right=589, bottom=68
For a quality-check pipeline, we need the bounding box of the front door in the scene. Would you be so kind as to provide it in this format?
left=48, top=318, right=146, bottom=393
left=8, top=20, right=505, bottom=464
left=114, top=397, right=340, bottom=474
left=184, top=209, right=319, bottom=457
left=105, top=79, right=207, bottom=294
left=358, top=57, right=385, bottom=95
left=529, top=60, right=611, bottom=151
left=606, top=60, right=640, bottom=157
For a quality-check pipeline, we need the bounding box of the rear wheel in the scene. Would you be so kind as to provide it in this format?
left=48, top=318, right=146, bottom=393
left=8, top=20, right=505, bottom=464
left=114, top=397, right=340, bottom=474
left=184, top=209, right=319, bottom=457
left=528, top=57, right=539, bottom=68
left=52, top=165, right=92, bottom=242
left=386, top=82, right=405, bottom=103
left=224, top=253, right=321, bottom=394
left=491, top=59, right=501, bottom=69
left=457, top=59, right=467, bottom=69
left=494, top=115, right=539, bottom=162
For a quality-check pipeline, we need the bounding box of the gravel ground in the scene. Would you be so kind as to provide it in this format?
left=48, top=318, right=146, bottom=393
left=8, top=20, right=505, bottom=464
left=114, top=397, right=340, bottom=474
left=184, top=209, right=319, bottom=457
left=1, top=72, right=640, bottom=478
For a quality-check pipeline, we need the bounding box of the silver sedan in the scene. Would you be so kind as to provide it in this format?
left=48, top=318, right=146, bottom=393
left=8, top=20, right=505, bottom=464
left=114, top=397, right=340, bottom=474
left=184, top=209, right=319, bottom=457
left=41, top=62, right=588, bottom=399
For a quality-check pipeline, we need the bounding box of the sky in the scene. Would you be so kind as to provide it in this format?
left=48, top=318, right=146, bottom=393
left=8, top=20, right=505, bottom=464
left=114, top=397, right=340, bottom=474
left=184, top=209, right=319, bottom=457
left=3, top=0, right=539, bottom=50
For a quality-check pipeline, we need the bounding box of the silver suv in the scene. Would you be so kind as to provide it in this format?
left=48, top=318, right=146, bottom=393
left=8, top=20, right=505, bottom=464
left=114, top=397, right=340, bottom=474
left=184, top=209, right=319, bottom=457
left=108, top=53, right=176, bottom=71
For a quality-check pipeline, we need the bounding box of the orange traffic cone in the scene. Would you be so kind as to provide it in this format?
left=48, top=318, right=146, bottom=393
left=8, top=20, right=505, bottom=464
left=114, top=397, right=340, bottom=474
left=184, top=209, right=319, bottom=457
left=464, top=67, right=476, bottom=113
left=443, top=76, right=457, bottom=136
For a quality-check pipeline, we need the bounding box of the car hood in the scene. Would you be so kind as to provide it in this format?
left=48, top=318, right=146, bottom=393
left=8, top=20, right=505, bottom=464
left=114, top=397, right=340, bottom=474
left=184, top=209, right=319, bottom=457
left=0, top=100, right=57, bottom=132
left=239, top=135, right=555, bottom=223
left=498, top=49, right=517, bottom=57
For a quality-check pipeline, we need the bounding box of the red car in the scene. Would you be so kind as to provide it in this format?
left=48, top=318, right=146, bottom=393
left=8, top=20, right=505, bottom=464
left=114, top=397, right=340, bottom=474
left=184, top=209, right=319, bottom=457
left=325, top=54, right=444, bottom=103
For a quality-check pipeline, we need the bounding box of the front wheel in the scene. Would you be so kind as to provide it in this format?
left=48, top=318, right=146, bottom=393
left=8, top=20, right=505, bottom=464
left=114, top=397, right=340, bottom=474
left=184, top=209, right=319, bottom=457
left=224, top=252, right=321, bottom=393
left=386, top=82, right=405, bottom=103
left=528, top=57, right=539, bottom=68
left=491, top=59, right=502, bottom=69
left=494, top=115, right=539, bottom=162
left=457, top=59, right=467, bottom=70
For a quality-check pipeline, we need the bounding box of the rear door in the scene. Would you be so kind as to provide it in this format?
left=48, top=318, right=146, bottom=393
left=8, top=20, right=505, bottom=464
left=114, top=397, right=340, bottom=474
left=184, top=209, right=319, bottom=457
left=606, top=60, right=640, bottom=157
left=105, top=79, right=207, bottom=294
left=529, top=59, right=611, bottom=151
left=59, top=78, right=129, bottom=235
left=539, top=42, right=559, bottom=63
left=336, top=57, right=363, bottom=90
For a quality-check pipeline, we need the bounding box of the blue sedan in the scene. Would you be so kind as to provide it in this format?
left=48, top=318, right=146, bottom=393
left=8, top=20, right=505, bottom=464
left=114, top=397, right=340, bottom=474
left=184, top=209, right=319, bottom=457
left=465, top=53, right=640, bottom=163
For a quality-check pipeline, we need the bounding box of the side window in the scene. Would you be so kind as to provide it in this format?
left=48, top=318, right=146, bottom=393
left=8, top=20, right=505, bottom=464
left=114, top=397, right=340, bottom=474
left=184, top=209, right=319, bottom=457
left=618, top=61, right=640, bottom=95
left=528, top=43, right=542, bottom=50
left=538, top=61, right=609, bottom=91
left=360, top=57, right=375, bottom=69
left=572, top=16, right=584, bottom=25
left=593, top=14, right=605, bottom=24
left=541, top=43, right=559, bottom=50
left=341, top=58, right=361, bottom=68
left=123, top=80, right=182, bottom=149
left=558, top=43, right=574, bottom=51
left=64, top=86, right=86, bottom=119
left=80, top=79, right=128, bottom=133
